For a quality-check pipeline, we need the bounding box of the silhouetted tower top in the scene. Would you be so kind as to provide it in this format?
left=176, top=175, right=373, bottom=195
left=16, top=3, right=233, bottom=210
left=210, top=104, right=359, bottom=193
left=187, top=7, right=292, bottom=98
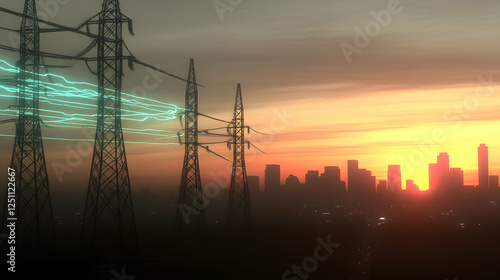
left=347, top=160, right=358, bottom=192
left=450, top=168, right=464, bottom=189
left=387, top=165, right=402, bottom=192
left=478, top=144, right=489, bottom=192
left=429, top=163, right=438, bottom=191
left=437, top=152, right=450, bottom=173
left=377, top=180, right=387, bottom=193
left=305, top=170, right=320, bottom=187
left=348, top=160, right=358, bottom=168
left=322, top=166, right=341, bottom=182
left=265, top=164, right=280, bottom=192
left=286, top=174, right=301, bottom=186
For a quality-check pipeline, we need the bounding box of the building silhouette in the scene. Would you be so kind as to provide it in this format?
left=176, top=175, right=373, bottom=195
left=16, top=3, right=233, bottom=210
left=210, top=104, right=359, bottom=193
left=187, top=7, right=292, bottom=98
left=305, top=170, right=320, bottom=188
left=449, top=168, right=464, bottom=190
left=478, top=144, right=489, bottom=192
left=437, top=152, right=450, bottom=186
left=321, top=166, right=346, bottom=194
left=405, top=180, right=419, bottom=193
left=285, top=175, right=301, bottom=187
left=322, top=166, right=341, bottom=182
left=429, top=153, right=451, bottom=194
left=348, top=160, right=359, bottom=193
left=265, top=164, right=281, bottom=193
left=377, top=180, right=387, bottom=194
left=387, top=165, right=402, bottom=192
left=348, top=160, right=376, bottom=197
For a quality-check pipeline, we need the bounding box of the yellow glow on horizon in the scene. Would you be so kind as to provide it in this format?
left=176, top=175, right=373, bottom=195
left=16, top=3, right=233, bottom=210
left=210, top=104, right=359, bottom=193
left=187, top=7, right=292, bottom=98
left=243, top=83, right=500, bottom=191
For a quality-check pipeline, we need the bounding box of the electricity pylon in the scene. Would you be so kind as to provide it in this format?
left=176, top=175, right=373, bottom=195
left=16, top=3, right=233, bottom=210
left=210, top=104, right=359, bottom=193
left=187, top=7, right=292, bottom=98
left=1, top=0, right=57, bottom=257
left=175, top=59, right=206, bottom=232
left=226, top=83, right=252, bottom=229
left=81, top=0, right=138, bottom=251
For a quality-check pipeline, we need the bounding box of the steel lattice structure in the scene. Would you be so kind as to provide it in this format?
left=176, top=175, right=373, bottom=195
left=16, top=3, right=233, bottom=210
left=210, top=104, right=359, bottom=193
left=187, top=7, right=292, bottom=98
left=81, top=0, right=138, bottom=250
left=226, top=84, right=252, bottom=229
left=1, top=0, right=57, bottom=255
left=175, top=59, right=206, bottom=231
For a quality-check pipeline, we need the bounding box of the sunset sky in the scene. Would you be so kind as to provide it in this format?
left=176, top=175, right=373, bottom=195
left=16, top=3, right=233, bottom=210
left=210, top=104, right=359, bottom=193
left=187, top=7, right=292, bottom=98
left=0, top=0, right=499, bottom=197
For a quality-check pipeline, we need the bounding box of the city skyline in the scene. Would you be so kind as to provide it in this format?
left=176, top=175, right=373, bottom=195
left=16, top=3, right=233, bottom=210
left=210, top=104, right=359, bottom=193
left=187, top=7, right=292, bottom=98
left=256, top=144, right=499, bottom=192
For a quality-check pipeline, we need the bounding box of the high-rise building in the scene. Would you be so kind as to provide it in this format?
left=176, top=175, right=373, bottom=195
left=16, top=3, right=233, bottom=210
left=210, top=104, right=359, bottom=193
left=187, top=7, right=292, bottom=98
left=449, top=168, right=464, bottom=190
left=359, top=169, right=376, bottom=194
left=305, top=170, right=320, bottom=187
left=320, top=166, right=346, bottom=196
left=323, top=166, right=341, bottom=182
left=248, top=176, right=260, bottom=194
left=478, top=144, right=489, bottom=192
left=348, top=163, right=376, bottom=196
left=377, top=180, right=387, bottom=194
left=437, top=152, right=450, bottom=174
left=429, top=153, right=451, bottom=193
left=387, top=165, right=402, bottom=192
left=285, top=174, right=301, bottom=187
left=406, top=180, right=419, bottom=192
left=347, top=160, right=377, bottom=196
left=347, top=160, right=358, bottom=193
left=265, top=164, right=280, bottom=193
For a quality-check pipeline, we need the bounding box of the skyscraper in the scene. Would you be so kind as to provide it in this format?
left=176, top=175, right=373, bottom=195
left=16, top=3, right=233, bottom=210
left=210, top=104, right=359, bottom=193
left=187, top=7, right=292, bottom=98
left=387, top=165, right=402, bottom=192
left=377, top=180, right=387, bottom=194
left=405, top=180, right=419, bottom=193
left=429, top=163, right=438, bottom=191
left=450, top=168, right=464, bottom=190
left=348, top=160, right=376, bottom=196
left=305, top=170, right=320, bottom=187
left=478, top=144, right=489, bottom=192
left=347, top=160, right=358, bottom=193
left=265, top=164, right=280, bottom=193
left=323, top=166, right=341, bottom=182
left=320, top=166, right=346, bottom=196
left=285, top=175, right=301, bottom=187
left=437, top=152, right=450, bottom=173
left=429, top=153, right=451, bottom=193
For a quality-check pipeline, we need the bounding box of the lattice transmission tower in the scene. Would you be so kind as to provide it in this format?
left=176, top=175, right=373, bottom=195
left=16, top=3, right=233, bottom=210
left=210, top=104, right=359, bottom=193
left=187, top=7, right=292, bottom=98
left=226, top=84, right=252, bottom=229
left=175, top=59, right=206, bottom=232
left=1, top=0, right=57, bottom=256
left=81, top=0, right=138, bottom=251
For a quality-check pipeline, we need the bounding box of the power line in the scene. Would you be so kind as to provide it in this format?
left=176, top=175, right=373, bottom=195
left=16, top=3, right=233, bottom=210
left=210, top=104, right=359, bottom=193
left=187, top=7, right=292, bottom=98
left=198, top=112, right=231, bottom=123
left=0, top=26, right=18, bottom=33
left=0, top=134, right=178, bottom=145
left=0, top=6, right=102, bottom=40
left=0, top=6, right=205, bottom=86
